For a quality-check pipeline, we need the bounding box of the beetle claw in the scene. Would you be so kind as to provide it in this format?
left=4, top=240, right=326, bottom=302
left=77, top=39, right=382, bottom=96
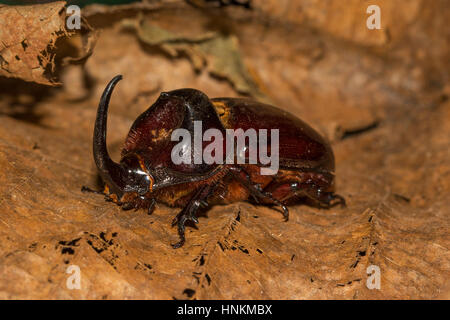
left=147, top=199, right=156, bottom=215
left=171, top=228, right=186, bottom=248
left=171, top=237, right=185, bottom=249
left=171, top=214, right=188, bottom=249
left=281, top=205, right=289, bottom=221
left=332, top=194, right=346, bottom=208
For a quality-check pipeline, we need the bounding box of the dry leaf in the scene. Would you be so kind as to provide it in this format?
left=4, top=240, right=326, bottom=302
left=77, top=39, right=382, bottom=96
left=0, top=1, right=448, bottom=299
left=122, top=16, right=266, bottom=100
left=0, top=2, right=68, bottom=85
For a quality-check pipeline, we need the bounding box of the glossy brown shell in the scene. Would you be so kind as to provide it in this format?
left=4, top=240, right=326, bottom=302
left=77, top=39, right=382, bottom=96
left=211, top=97, right=335, bottom=173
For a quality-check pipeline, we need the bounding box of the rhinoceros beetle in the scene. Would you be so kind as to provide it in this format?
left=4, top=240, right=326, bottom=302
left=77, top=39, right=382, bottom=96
left=83, top=75, right=345, bottom=248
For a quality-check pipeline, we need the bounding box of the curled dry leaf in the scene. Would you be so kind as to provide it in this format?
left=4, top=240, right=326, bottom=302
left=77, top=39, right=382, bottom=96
left=0, top=2, right=69, bottom=85
left=0, top=2, right=97, bottom=86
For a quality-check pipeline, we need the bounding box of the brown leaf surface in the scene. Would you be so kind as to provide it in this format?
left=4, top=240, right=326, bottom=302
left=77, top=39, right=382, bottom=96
left=0, top=1, right=449, bottom=299
left=121, top=16, right=265, bottom=100
left=0, top=2, right=69, bottom=85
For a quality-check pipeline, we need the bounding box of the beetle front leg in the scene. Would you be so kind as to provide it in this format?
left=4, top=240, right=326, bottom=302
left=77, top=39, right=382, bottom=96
left=81, top=186, right=104, bottom=195
left=82, top=185, right=120, bottom=204
left=171, top=184, right=213, bottom=249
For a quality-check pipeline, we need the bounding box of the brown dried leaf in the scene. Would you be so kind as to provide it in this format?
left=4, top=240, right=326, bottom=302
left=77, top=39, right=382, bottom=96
left=0, top=1, right=449, bottom=300
left=122, top=17, right=266, bottom=100
left=0, top=2, right=68, bottom=85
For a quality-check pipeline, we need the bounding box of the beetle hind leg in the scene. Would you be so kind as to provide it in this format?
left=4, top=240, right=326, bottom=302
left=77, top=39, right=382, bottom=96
left=292, top=183, right=346, bottom=208
left=249, top=186, right=289, bottom=221
left=316, top=191, right=346, bottom=208
left=230, top=168, right=289, bottom=221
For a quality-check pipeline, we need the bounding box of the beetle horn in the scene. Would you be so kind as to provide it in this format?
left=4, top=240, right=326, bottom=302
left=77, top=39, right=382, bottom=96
left=93, top=75, right=126, bottom=196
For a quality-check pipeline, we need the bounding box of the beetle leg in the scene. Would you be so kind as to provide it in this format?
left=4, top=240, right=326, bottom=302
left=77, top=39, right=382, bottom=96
left=82, top=185, right=127, bottom=206
left=291, top=183, right=346, bottom=208
left=229, top=167, right=289, bottom=221
left=147, top=198, right=156, bottom=215
left=171, top=184, right=213, bottom=249
left=81, top=186, right=104, bottom=195
left=122, top=202, right=135, bottom=211
left=171, top=201, right=201, bottom=249
left=316, top=191, right=346, bottom=208
left=251, top=187, right=289, bottom=221
left=303, top=186, right=346, bottom=208
left=227, top=167, right=263, bottom=204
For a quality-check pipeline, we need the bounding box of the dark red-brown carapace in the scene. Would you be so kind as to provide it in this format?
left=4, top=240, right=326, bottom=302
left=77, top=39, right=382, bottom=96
left=84, top=75, right=345, bottom=248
